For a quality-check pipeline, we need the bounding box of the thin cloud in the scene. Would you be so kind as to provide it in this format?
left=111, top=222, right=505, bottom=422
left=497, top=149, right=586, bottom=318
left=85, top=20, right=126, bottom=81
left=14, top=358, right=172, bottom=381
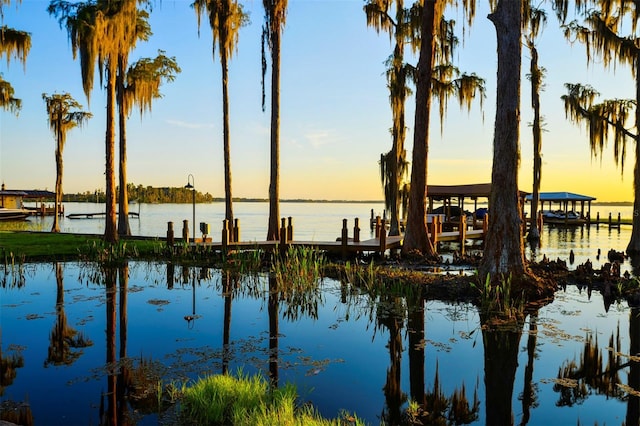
left=166, top=119, right=215, bottom=129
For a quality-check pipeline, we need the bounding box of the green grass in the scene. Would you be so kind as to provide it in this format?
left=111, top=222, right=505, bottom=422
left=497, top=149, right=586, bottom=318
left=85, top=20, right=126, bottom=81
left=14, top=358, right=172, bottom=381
left=0, top=231, right=165, bottom=261
left=179, top=370, right=363, bottom=425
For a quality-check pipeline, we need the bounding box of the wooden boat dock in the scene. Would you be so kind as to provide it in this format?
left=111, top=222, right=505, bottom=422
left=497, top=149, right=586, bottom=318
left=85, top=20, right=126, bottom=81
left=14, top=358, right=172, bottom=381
left=169, top=214, right=487, bottom=257
left=67, top=211, right=140, bottom=219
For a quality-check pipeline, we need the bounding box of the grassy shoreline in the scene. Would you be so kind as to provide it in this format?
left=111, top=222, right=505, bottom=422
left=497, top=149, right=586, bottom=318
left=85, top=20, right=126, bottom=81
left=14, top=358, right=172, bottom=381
left=0, top=231, right=166, bottom=261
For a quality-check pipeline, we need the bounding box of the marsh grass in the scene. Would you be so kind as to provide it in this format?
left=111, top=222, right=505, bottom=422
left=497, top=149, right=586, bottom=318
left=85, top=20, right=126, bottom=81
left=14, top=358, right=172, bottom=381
left=471, top=273, right=524, bottom=320
left=272, top=246, right=324, bottom=290
left=223, top=247, right=266, bottom=276
left=179, top=370, right=364, bottom=425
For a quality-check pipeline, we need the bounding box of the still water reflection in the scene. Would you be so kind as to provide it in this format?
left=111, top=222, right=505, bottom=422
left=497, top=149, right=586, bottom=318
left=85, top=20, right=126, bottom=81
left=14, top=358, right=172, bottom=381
left=1, top=261, right=638, bottom=425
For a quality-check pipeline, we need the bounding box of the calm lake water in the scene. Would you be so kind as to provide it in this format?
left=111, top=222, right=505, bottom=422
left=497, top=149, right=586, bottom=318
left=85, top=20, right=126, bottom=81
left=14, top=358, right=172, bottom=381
left=2, top=202, right=639, bottom=425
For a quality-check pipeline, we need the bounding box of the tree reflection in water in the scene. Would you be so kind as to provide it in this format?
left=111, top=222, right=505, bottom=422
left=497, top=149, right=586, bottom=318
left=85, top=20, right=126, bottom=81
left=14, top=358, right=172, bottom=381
left=372, top=283, right=480, bottom=425
left=45, top=263, right=93, bottom=367
left=481, top=313, right=525, bottom=426
left=518, top=310, right=540, bottom=426
left=552, top=306, right=640, bottom=425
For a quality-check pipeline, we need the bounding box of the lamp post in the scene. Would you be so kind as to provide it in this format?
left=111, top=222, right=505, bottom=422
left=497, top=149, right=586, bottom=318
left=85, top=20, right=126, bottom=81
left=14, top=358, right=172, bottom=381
left=185, top=174, right=195, bottom=242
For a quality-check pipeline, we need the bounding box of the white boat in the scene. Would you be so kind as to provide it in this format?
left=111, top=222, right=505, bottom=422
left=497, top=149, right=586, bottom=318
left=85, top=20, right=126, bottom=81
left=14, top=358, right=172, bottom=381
left=542, top=210, right=585, bottom=225
left=0, top=207, right=31, bottom=221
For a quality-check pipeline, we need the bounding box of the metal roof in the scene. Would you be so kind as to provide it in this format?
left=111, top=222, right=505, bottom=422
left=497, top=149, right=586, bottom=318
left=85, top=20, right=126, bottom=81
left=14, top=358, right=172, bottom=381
left=525, top=192, right=596, bottom=202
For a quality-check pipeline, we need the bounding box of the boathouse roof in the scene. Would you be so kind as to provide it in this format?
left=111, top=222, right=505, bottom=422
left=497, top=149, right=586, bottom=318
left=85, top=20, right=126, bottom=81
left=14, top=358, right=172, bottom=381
left=427, top=183, right=529, bottom=199
left=525, top=192, right=596, bottom=202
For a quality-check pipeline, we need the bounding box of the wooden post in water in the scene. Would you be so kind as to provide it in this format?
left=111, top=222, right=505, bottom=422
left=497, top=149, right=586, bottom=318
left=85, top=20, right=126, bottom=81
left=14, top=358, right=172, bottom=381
left=459, top=214, right=466, bottom=255
left=166, top=222, right=174, bottom=247
left=287, top=217, right=293, bottom=241
left=370, top=209, right=375, bottom=230
left=618, top=212, right=621, bottom=227
left=221, top=219, right=230, bottom=253
left=482, top=214, right=489, bottom=248
left=609, top=212, right=612, bottom=227
left=375, top=216, right=382, bottom=238
left=279, top=218, right=287, bottom=255
left=430, top=215, right=439, bottom=251
left=341, top=218, right=349, bottom=259
left=596, top=212, right=600, bottom=228
left=537, top=210, right=543, bottom=231
left=353, top=218, right=360, bottom=243
left=379, top=224, right=387, bottom=256
left=233, top=218, right=240, bottom=243
left=182, top=220, right=190, bottom=244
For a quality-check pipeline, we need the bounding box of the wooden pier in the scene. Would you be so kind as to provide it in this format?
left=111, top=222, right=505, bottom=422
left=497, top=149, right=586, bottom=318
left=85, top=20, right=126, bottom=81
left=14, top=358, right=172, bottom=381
left=66, top=211, right=140, bottom=219
left=169, top=214, right=487, bottom=257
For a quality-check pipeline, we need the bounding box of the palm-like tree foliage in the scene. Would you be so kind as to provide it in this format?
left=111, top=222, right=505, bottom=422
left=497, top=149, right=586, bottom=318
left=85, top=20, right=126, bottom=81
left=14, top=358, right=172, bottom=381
left=1, top=0, right=31, bottom=113
left=262, top=0, right=287, bottom=241
left=0, top=74, right=20, bottom=114
left=558, top=0, right=640, bottom=254
left=0, top=25, right=30, bottom=67
left=49, top=0, right=150, bottom=243
left=42, top=92, right=92, bottom=232
left=194, top=0, right=248, bottom=242
left=402, top=1, right=484, bottom=257
left=365, top=0, right=416, bottom=237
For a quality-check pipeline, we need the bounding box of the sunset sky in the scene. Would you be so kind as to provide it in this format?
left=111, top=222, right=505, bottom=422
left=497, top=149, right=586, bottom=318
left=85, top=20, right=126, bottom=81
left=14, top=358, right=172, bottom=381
left=0, top=0, right=636, bottom=202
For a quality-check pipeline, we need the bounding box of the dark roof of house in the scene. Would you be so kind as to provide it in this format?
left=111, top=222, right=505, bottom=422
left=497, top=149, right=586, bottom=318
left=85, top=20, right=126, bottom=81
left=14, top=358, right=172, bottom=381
left=0, top=189, right=55, bottom=198
left=0, top=190, right=28, bottom=196
left=525, top=192, right=596, bottom=202
left=23, top=190, right=56, bottom=198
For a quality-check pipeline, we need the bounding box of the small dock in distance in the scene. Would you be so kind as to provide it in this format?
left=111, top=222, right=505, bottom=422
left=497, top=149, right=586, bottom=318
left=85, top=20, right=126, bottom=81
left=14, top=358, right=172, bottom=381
left=67, top=212, right=140, bottom=219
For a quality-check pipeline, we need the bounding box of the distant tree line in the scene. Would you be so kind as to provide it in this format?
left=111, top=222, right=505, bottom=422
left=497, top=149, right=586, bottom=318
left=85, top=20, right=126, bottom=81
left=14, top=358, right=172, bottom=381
left=63, top=183, right=214, bottom=204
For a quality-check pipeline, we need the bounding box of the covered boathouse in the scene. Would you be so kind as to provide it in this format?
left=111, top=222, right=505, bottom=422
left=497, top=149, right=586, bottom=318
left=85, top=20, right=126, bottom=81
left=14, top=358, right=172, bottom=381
left=525, top=191, right=596, bottom=223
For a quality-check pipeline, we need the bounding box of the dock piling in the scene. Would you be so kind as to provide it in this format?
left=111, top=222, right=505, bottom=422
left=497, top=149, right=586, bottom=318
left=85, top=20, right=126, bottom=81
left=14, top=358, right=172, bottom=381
left=459, top=214, right=467, bottom=255
left=342, top=219, right=349, bottom=259
left=166, top=222, right=174, bottom=247
left=279, top=218, right=288, bottom=255
left=354, top=218, right=360, bottom=243
left=287, top=217, right=293, bottom=241
left=222, top=219, right=230, bottom=252
left=182, top=220, right=189, bottom=244
left=379, top=226, right=387, bottom=256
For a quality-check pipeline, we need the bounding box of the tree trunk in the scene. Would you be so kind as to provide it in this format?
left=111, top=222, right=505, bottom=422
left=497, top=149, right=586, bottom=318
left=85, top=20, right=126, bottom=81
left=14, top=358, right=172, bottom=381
left=402, top=0, right=438, bottom=257
left=266, top=29, right=281, bottom=241
left=222, top=49, right=234, bottom=241
left=528, top=45, right=541, bottom=242
left=105, top=64, right=119, bottom=243
left=627, top=60, right=640, bottom=254
left=52, top=141, right=62, bottom=233
left=480, top=0, right=525, bottom=279
left=117, top=55, right=131, bottom=237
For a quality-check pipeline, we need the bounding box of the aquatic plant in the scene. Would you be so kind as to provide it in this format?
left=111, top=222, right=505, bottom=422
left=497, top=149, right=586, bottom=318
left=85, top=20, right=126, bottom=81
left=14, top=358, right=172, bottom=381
left=471, top=273, right=525, bottom=320
left=223, top=246, right=265, bottom=277
left=179, top=369, right=364, bottom=425
left=271, top=245, right=325, bottom=289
